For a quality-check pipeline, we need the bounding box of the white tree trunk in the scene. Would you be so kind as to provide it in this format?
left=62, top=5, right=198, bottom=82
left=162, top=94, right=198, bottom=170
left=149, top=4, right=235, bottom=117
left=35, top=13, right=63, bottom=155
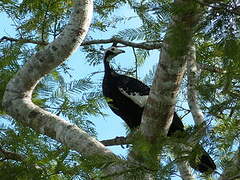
left=140, top=1, right=202, bottom=179
left=140, top=0, right=200, bottom=140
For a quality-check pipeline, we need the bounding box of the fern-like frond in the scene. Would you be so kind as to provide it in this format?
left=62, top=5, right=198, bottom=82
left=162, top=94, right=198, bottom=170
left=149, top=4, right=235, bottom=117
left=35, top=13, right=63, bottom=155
left=114, top=27, right=146, bottom=41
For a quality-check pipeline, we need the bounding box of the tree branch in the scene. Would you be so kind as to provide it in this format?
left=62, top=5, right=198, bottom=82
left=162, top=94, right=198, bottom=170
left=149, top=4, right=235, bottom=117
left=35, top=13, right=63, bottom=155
left=187, top=45, right=205, bottom=125
left=0, top=36, right=48, bottom=46
left=2, top=0, right=115, bottom=158
left=82, top=37, right=162, bottom=50
left=0, top=35, right=232, bottom=78
left=0, top=146, right=43, bottom=170
left=139, top=1, right=204, bottom=179
left=140, top=0, right=202, bottom=140
left=0, top=35, right=162, bottom=50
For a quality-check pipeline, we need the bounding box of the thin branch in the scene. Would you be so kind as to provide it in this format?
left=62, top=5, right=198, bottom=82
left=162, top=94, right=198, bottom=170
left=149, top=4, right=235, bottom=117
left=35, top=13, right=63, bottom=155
left=0, top=146, right=43, bottom=170
left=1, top=36, right=162, bottom=50
left=132, top=47, right=138, bottom=79
left=82, top=37, right=162, bottom=50
left=100, top=136, right=129, bottom=146
left=0, top=36, right=48, bottom=46
left=176, top=105, right=191, bottom=112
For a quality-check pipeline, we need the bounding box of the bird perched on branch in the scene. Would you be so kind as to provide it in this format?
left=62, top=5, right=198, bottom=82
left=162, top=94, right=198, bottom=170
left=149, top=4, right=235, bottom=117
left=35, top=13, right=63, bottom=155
left=102, top=46, right=216, bottom=173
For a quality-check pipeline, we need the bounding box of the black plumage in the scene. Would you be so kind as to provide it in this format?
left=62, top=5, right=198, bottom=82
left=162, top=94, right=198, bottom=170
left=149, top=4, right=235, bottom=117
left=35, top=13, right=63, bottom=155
left=102, top=46, right=216, bottom=173
left=189, top=145, right=216, bottom=173
left=102, top=46, right=183, bottom=135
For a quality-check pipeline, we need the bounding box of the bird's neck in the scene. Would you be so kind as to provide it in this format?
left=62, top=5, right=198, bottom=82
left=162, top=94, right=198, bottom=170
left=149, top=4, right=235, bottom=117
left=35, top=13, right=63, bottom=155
left=104, top=57, right=115, bottom=75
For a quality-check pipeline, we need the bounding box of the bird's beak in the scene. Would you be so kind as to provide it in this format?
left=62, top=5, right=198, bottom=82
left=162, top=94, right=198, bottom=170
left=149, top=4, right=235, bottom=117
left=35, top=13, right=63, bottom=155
left=117, top=49, right=125, bottom=54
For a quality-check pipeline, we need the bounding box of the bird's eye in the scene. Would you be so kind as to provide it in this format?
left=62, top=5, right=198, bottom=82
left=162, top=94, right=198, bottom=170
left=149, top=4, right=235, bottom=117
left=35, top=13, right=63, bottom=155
left=111, top=47, right=115, bottom=50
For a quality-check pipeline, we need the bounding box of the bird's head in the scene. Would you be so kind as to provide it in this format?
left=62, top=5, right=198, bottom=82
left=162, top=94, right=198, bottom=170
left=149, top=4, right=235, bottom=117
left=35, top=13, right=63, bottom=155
left=103, top=46, right=125, bottom=62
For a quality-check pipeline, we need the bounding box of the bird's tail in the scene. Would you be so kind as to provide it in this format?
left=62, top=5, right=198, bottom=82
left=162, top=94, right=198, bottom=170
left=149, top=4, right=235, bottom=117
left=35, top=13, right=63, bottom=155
left=189, top=144, right=216, bottom=173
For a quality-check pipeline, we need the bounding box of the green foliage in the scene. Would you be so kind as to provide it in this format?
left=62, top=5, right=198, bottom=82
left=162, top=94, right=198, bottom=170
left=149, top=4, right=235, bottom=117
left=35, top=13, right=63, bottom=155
left=196, top=38, right=239, bottom=120
left=143, top=64, right=156, bottom=86
left=0, top=122, right=97, bottom=179
left=95, top=0, right=127, bottom=17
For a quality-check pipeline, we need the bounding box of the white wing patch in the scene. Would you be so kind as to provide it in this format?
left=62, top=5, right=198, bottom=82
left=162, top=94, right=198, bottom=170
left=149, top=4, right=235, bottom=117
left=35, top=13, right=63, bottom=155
left=119, top=88, right=148, bottom=107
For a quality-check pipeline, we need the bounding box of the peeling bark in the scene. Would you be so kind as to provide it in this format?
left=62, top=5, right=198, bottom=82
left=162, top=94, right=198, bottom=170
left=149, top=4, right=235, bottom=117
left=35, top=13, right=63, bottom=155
left=2, top=0, right=114, bottom=158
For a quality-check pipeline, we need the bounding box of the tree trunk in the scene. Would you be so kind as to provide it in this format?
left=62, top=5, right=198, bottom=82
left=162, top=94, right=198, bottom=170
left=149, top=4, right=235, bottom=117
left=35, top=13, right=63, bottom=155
left=139, top=0, right=202, bottom=179
left=141, top=0, right=201, bottom=141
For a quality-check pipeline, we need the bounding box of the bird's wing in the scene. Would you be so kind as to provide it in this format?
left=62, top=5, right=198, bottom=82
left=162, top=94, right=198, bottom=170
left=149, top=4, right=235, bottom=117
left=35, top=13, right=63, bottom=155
left=117, top=75, right=150, bottom=107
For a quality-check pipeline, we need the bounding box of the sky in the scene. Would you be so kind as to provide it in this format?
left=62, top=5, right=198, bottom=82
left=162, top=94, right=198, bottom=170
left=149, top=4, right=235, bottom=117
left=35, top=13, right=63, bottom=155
left=0, top=4, right=199, bottom=180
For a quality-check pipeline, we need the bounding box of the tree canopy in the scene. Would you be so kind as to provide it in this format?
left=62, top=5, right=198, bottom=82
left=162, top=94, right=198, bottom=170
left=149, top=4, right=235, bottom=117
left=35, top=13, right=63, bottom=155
left=0, top=0, right=239, bottom=179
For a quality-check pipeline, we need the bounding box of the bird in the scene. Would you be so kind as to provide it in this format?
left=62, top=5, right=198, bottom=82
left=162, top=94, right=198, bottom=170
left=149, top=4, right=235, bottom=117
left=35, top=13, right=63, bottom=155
left=102, top=46, right=216, bottom=173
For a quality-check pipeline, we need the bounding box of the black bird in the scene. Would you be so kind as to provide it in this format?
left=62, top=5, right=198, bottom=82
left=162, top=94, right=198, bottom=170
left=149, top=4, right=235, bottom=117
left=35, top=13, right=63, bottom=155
left=102, top=46, right=216, bottom=173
